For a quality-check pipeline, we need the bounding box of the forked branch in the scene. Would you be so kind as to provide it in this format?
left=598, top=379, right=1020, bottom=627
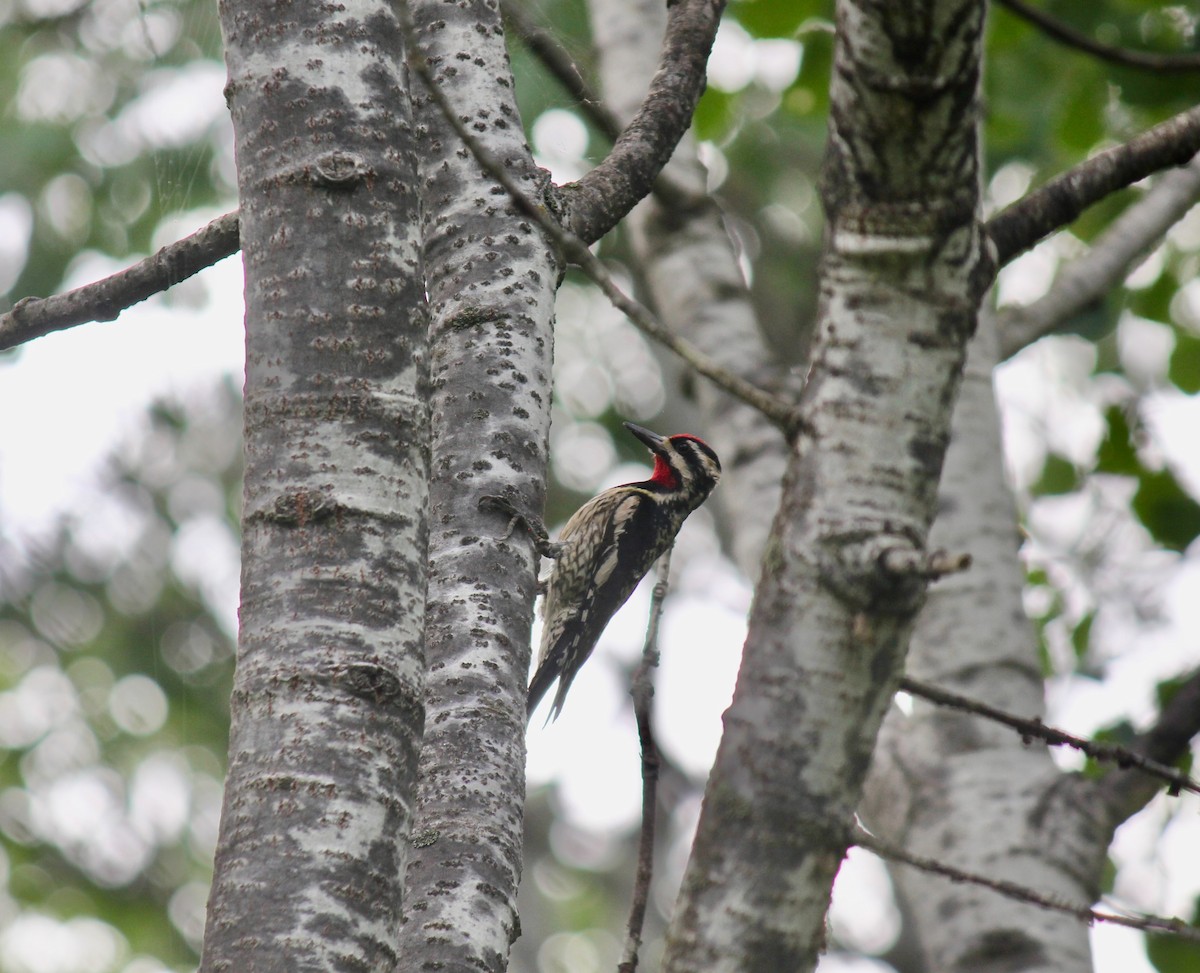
left=403, top=30, right=797, bottom=431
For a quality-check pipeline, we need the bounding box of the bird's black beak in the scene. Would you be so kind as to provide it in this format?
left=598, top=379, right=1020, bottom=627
left=623, top=421, right=668, bottom=454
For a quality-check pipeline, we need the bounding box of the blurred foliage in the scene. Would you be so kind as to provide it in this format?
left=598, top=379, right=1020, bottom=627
left=0, top=382, right=240, bottom=970
left=1147, top=900, right=1200, bottom=973
left=4, top=0, right=1200, bottom=970
left=0, top=0, right=231, bottom=307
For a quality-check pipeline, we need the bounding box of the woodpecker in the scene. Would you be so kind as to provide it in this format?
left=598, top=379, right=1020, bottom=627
left=522, top=421, right=721, bottom=722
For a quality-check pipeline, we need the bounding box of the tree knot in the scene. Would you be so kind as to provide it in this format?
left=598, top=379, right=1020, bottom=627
left=818, top=528, right=970, bottom=613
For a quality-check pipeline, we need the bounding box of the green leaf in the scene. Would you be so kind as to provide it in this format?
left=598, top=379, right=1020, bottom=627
left=1095, top=406, right=1139, bottom=476
left=1132, top=469, right=1200, bottom=552
left=1070, top=612, right=1094, bottom=661
left=1056, top=70, right=1107, bottom=156
left=1057, top=300, right=1114, bottom=344
left=732, top=0, right=824, bottom=39
left=1093, top=332, right=1122, bottom=375
left=1093, top=720, right=1136, bottom=748
left=793, top=28, right=833, bottom=117
left=1128, top=266, right=1177, bottom=324
left=693, top=87, right=737, bottom=142
left=1032, top=452, right=1077, bottom=496
left=1168, top=333, right=1200, bottom=395
left=1146, top=898, right=1200, bottom=973
left=1097, top=855, right=1116, bottom=895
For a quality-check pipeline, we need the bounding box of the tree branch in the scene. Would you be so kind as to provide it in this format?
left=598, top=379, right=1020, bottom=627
left=995, top=0, right=1200, bottom=73
left=561, top=0, right=725, bottom=243
left=502, top=0, right=699, bottom=212
left=855, top=826, right=1200, bottom=944
left=1098, top=667, right=1200, bottom=825
left=619, top=548, right=672, bottom=973
left=899, top=675, right=1200, bottom=798
left=406, top=41, right=797, bottom=430
left=987, top=105, right=1200, bottom=266
left=0, top=211, right=240, bottom=353
left=999, top=154, right=1200, bottom=358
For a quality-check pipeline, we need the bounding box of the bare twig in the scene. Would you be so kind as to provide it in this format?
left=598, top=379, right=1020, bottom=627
left=987, top=105, right=1200, bottom=266
left=501, top=0, right=623, bottom=143
left=855, top=825, right=1200, bottom=943
left=999, top=155, right=1200, bottom=358
left=403, top=33, right=797, bottom=431
left=899, top=676, right=1200, bottom=798
left=0, top=211, right=241, bottom=352
left=619, top=548, right=672, bottom=973
left=996, top=0, right=1200, bottom=73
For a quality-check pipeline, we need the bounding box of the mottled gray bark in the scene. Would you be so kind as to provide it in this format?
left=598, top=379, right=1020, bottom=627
left=394, top=1, right=559, bottom=971
left=863, top=313, right=1100, bottom=973
left=590, top=0, right=789, bottom=580
left=202, top=2, right=428, bottom=970
left=662, top=3, right=990, bottom=970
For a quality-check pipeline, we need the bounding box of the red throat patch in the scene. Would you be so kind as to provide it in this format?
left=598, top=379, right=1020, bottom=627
left=649, top=454, right=678, bottom=489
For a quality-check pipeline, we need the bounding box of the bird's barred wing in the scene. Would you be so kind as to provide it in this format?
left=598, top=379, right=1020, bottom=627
left=535, top=489, right=639, bottom=669
left=528, top=488, right=667, bottom=719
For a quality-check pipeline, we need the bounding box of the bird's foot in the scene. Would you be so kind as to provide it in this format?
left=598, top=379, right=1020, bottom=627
left=478, top=495, right=563, bottom=559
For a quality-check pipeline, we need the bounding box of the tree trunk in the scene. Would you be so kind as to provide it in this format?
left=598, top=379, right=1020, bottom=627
left=201, top=3, right=429, bottom=970
left=395, top=0, right=560, bottom=969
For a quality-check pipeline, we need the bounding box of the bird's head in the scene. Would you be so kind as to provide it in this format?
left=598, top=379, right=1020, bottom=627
left=624, top=421, right=721, bottom=503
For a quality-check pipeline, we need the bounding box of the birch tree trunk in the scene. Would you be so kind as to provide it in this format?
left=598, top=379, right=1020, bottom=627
left=663, top=3, right=991, bottom=969
left=202, top=2, right=429, bottom=970
left=863, top=313, right=1101, bottom=973
left=395, top=0, right=560, bottom=968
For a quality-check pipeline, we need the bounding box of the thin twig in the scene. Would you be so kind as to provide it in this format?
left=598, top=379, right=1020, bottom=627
left=402, top=35, right=797, bottom=432
left=899, top=675, right=1200, bottom=798
left=501, top=0, right=623, bottom=143
left=0, top=211, right=241, bottom=352
left=619, top=547, right=672, bottom=973
left=855, top=825, right=1200, bottom=943
left=996, top=0, right=1200, bottom=73
left=987, top=104, right=1200, bottom=266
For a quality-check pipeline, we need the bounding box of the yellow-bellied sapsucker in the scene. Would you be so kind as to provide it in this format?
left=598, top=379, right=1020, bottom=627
left=522, top=421, right=721, bottom=722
